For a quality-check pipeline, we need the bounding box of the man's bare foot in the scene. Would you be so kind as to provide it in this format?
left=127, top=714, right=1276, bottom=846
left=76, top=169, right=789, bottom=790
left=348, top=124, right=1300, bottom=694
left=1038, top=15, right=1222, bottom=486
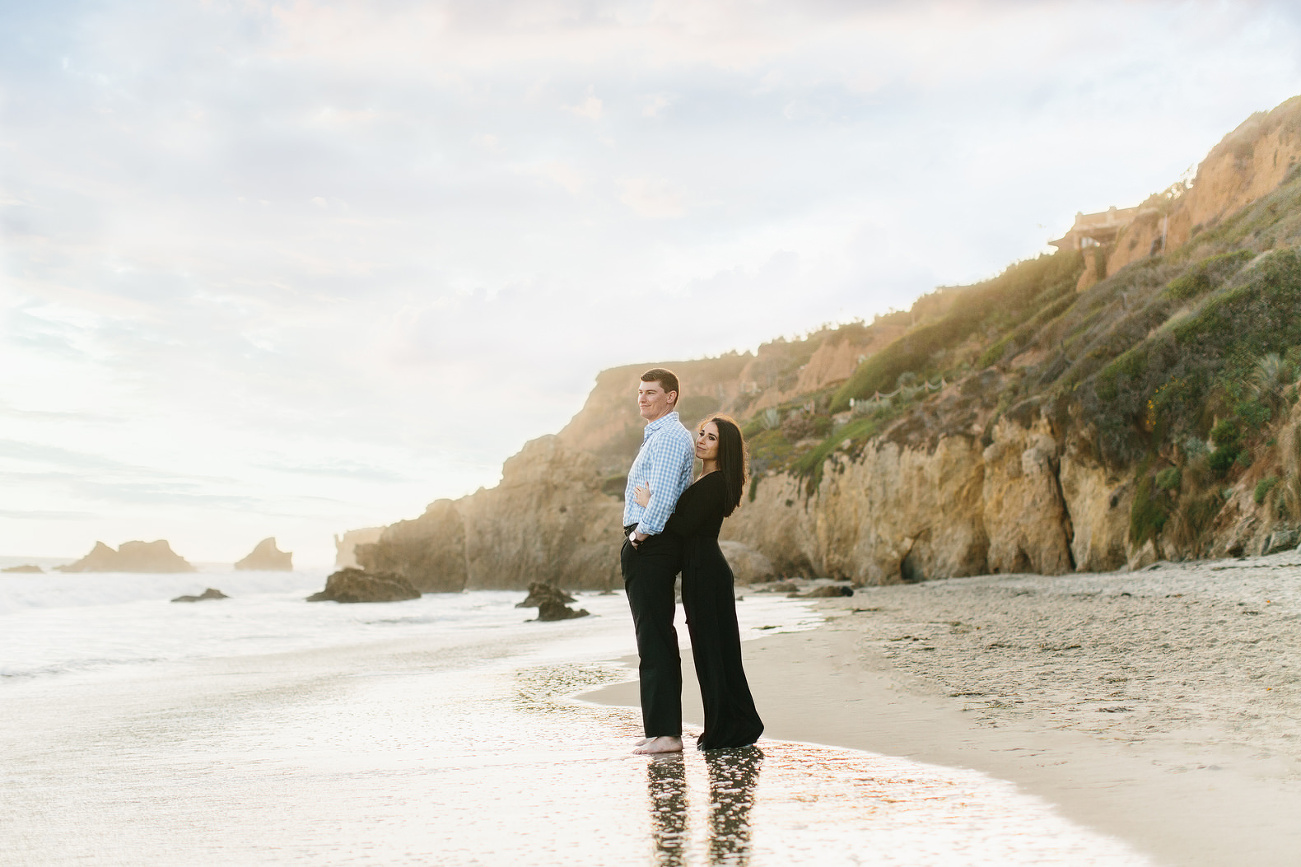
left=634, top=737, right=650, bottom=746
left=633, top=736, right=683, bottom=755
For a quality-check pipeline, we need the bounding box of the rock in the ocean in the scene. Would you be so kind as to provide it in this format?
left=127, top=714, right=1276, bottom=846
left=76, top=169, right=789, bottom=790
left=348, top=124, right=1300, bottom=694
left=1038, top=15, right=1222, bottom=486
left=172, top=588, right=229, bottom=603
left=1, top=564, right=43, bottom=574
left=306, top=568, right=421, bottom=603
left=55, top=540, right=196, bottom=573
left=234, top=537, right=293, bottom=571
left=535, top=598, right=590, bottom=621
left=515, top=582, right=577, bottom=608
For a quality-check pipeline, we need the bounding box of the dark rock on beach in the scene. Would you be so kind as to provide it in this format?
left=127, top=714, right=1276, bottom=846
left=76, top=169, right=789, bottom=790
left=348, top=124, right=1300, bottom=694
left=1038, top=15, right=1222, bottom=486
left=171, top=588, right=229, bottom=603
left=515, top=582, right=576, bottom=608
left=1258, top=528, right=1300, bottom=556
left=535, top=598, right=590, bottom=621
left=2, top=564, right=43, bottom=574
left=234, top=537, right=293, bottom=571
left=306, top=568, right=421, bottom=603
left=792, top=584, right=855, bottom=598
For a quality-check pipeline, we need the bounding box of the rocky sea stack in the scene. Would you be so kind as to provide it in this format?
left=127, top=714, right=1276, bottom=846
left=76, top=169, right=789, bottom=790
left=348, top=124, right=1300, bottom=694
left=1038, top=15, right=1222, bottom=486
left=306, top=568, right=422, bottom=603
left=55, top=540, right=196, bottom=573
left=234, top=537, right=293, bottom=571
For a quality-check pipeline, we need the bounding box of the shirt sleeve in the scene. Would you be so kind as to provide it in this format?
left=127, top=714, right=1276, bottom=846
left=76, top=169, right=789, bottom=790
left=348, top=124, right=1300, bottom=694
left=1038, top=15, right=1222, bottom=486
left=635, top=430, right=695, bottom=536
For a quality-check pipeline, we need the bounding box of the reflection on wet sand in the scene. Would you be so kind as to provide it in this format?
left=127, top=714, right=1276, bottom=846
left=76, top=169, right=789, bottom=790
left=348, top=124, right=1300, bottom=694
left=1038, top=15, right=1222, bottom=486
left=647, top=754, right=688, bottom=866
left=648, top=746, right=763, bottom=866
left=706, top=747, right=762, bottom=865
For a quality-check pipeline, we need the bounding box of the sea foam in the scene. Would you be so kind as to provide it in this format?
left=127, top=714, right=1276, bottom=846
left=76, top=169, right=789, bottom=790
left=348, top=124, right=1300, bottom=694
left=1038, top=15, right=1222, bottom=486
left=0, top=570, right=820, bottom=682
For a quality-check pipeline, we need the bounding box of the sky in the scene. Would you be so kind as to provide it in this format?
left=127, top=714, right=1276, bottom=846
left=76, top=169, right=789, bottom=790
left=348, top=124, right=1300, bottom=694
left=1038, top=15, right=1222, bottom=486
left=3, top=0, right=1301, bottom=567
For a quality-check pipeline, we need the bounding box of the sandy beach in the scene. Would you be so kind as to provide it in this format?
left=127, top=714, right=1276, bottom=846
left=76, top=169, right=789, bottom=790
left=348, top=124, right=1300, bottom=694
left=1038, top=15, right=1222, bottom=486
left=588, top=552, right=1301, bottom=865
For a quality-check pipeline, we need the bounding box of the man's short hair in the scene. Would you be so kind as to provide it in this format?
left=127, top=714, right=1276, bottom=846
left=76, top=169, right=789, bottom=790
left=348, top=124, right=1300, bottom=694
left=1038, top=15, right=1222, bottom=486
left=641, top=368, right=680, bottom=405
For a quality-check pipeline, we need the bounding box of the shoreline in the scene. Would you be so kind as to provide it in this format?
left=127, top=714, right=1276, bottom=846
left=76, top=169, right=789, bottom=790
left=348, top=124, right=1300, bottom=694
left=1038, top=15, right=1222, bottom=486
left=582, top=560, right=1301, bottom=866
left=3, top=590, right=1149, bottom=865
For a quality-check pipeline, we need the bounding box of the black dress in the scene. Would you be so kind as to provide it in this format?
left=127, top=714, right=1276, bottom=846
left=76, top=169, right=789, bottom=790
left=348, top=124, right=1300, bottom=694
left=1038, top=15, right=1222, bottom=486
left=664, top=471, right=764, bottom=750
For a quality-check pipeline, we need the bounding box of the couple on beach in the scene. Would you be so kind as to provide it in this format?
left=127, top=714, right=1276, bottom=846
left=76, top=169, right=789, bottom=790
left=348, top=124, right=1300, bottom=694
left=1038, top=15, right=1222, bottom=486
left=621, top=368, right=764, bottom=755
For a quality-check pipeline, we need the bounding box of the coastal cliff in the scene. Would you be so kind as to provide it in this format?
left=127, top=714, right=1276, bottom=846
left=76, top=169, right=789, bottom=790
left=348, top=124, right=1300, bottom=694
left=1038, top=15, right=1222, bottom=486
left=357, top=436, right=624, bottom=592
left=354, top=94, right=1301, bottom=589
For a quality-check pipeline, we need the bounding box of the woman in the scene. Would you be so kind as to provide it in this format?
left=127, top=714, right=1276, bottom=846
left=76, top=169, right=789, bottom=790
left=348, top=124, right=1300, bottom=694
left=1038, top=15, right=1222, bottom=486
left=633, top=415, right=764, bottom=750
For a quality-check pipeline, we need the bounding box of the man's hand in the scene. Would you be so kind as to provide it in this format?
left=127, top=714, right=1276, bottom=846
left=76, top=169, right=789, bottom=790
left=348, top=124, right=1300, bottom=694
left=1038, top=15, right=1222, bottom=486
left=629, top=529, right=649, bottom=548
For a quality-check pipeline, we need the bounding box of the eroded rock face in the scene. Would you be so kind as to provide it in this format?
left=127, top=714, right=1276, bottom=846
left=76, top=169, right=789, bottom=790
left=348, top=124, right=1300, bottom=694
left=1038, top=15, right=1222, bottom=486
left=848, top=435, right=989, bottom=584
left=1059, top=443, right=1130, bottom=573
left=234, top=538, right=292, bottom=571
left=718, top=541, right=776, bottom=585
left=306, top=568, right=421, bottom=603
left=55, top=540, right=196, bottom=573
left=980, top=418, right=1073, bottom=575
left=334, top=527, right=384, bottom=568
left=726, top=433, right=991, bottom=585
left=729, top=408, right=1099, bottom=585
left=358, top=499, right=468, bottom=592
left=459, top=437, right=622, bottom=591
left=358, top=436, right=623, bottom=593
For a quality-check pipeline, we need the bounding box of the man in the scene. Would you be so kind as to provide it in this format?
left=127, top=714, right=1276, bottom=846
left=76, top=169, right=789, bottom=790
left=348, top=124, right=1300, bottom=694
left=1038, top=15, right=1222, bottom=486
left=621, top=368, right=696, bottom=755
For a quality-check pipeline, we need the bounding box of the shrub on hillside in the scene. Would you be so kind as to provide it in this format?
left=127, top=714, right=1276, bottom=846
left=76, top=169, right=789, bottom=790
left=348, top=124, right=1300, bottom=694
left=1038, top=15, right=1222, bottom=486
left=1078, top=248, right=1301, bottom=467
left=1255, top=475, right=1281, bottom=505
left=831, top=250, right=1083, bottom=411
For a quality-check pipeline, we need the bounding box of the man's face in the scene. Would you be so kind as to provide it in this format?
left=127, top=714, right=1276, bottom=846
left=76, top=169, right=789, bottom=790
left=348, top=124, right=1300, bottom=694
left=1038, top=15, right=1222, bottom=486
left=638, top=380, right=675, bottom=422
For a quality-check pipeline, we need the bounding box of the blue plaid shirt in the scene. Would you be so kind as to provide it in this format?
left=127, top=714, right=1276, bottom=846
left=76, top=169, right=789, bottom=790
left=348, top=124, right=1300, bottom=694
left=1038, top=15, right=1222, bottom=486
left=622, top=411, right=695, bottom=536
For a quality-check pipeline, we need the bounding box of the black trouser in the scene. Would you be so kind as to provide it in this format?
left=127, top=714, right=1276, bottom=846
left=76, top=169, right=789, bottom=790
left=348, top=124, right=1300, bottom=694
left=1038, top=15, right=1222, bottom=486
left=621, top=527, right=683, bottom=738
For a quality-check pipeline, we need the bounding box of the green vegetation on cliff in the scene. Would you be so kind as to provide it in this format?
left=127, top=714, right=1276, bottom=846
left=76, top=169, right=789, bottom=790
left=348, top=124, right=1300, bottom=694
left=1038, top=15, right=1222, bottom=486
left=830, top=251, right=1084, bottom=412
left=724, top=138, right=1301, bottom=563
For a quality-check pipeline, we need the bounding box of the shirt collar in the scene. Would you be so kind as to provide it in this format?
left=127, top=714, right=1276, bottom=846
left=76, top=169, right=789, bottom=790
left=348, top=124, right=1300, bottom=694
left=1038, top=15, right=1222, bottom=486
left=643, top=411, right=680, bottom=439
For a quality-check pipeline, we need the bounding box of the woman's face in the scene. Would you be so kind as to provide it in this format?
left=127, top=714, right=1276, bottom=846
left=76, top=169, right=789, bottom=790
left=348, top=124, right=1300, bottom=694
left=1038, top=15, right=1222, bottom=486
left=696, top=422, right=720, bottom=463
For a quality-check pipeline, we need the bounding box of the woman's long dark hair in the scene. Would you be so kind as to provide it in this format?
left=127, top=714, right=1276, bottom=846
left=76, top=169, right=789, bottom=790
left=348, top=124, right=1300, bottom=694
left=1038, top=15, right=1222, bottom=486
left=704, top=414, right=747, bottom=517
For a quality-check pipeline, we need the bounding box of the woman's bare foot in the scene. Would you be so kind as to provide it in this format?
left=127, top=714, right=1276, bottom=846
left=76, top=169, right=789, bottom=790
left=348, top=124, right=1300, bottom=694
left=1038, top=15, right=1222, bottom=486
left=633, top=736, right=683, bottom=755
left=634, top=737, right=650, bottom=746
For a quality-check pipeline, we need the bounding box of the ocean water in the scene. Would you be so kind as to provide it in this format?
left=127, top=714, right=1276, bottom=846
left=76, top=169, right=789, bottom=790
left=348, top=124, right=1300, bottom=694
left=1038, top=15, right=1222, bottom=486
left=0, top=569, right=1152, bottom=865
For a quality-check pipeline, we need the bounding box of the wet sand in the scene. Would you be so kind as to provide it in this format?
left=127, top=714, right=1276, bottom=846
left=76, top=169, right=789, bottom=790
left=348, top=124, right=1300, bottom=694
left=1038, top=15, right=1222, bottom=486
left=1, top=591, right=1150, bottom=866
left=586, top=554, right=1301, bottom=866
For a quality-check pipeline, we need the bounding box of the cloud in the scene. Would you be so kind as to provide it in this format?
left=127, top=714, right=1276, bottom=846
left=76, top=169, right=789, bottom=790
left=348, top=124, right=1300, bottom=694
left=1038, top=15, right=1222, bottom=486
left=0, top=509, right=97, bottom=520
left=642, top=93, right=675, bottom=117
left=564, top=86, right=604, bottom=120
left=619, top=178, right=688, bottom=218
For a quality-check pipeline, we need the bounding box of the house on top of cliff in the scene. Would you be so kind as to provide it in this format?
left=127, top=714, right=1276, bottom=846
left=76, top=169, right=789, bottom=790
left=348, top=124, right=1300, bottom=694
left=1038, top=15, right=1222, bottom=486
left=1050, top=204, right=1167, bottom=290
left=1048, top=206, right=1144, bottom=251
